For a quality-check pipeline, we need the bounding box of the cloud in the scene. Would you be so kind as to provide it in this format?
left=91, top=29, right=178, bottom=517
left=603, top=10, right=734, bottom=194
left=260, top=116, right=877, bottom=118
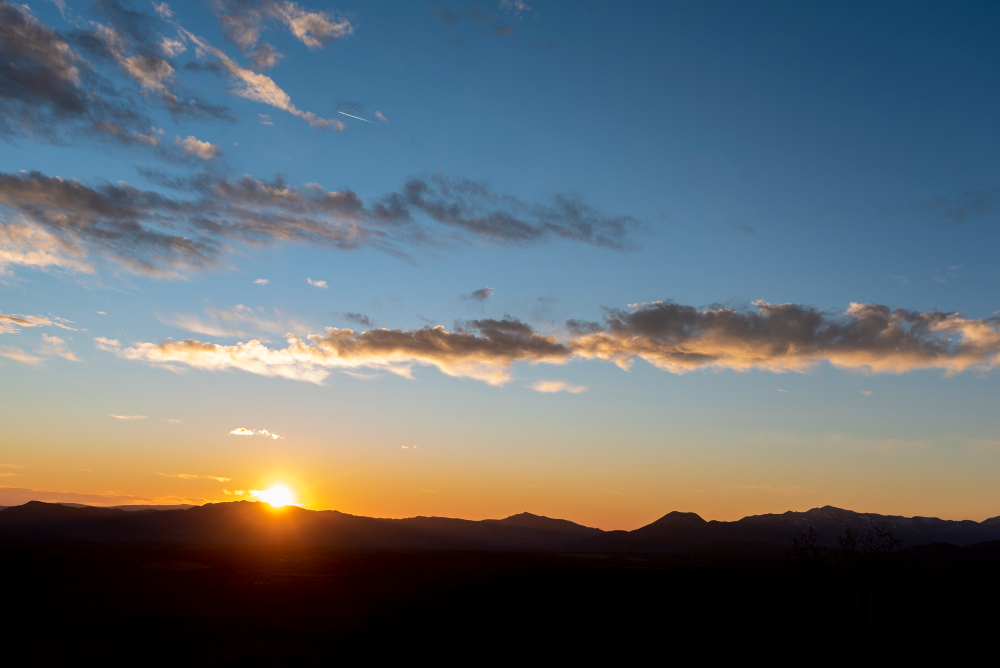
left=307, top=277, right=328, bottom=289
left=96, top=300, right=1000, bottom=386
left=230, top=427, right=283, bottom=439
left=0, top=223, right=96, bottom=276
left=164, top=304, right=306, bottom=337
left=223, top=489, right=246, bottom=495
left=0, top=346, right=44, bottom=364
left=461, top=287, right=494, bottom=302
left=254, top=278, right=269, bottom=285
left=157, top=472, right=231, bottom=482
left=211, top=0, right=353, bottom=62
left=37, top=333, right=81, bottom=362
left=0, top=311, right=78, bottom=334
left=500, top=0, right=532, bottom=16
left=570, top=300, right=1000, bottom=375
left=1, top=169, right=641, bottom=276
left=0, top=485, right=202, bottom=507
left=175, top=135, right=221, bottom=159
left=109, top=414, right=147, bottom=420
left=181, top=28, right=344, bottom=130
left=152, top=3, right=174, bottom=19
left=341, top=312, right=373, bottom=328
left=919, top=188, right=999, bottom=225
left=258, top=113, right=274, bottom=125
left=375, top=110, right=389, bottom=124
left=861, top=390, right=873, bottom=396
left=97, top=317, right=570, bottom=385
left=530, top=380, right=586, bottom=394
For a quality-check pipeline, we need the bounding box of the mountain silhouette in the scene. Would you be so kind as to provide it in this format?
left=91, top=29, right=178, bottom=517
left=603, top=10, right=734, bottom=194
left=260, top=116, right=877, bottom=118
left=2, top=501, right=999, bottom=551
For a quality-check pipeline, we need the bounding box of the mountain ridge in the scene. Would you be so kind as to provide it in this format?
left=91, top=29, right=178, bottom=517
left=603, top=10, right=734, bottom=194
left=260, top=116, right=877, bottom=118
left=2, top=501, right=999, bottom=551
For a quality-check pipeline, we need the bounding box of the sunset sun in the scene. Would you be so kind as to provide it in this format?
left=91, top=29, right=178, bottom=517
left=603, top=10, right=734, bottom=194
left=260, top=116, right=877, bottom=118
left=252, top=485, right=294, bottom=508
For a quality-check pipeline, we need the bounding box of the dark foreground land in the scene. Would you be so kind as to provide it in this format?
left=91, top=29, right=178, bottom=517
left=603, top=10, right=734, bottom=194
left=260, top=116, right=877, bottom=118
left=2, top=539, right=999, bottom=665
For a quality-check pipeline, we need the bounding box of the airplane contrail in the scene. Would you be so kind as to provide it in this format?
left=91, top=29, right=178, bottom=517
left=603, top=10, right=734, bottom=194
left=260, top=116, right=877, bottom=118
left=338, top=111, right=376, bottom=124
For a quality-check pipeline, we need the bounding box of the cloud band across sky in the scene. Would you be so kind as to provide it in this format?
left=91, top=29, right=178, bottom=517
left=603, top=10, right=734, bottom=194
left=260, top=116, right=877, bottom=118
left=0, top=170, right=642, bottom=276
left=94, top=300, right=1000, bottom=385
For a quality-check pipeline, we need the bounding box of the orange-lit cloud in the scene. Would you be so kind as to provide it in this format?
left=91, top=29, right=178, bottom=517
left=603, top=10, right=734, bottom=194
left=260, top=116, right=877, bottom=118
left=95, top=301, right=1000, bottom=385
left=157, top=473, right=232, bottom=482
left=0, top=311, right=78, bottom=334
left=97, top=317, right=569, bottom=385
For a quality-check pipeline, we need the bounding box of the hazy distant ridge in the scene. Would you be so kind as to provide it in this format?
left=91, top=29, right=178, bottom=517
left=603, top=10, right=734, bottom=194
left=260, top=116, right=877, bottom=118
left=1, top=502, right=998, bottom=551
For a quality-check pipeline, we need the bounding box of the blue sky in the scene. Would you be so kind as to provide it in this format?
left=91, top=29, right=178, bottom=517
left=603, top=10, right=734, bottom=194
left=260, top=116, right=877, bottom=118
left=1, top=0, right=998, bottom=526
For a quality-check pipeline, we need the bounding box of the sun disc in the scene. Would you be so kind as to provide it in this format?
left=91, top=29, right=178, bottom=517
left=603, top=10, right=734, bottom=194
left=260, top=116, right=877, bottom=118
left=253, top=485, right=294, bottom=508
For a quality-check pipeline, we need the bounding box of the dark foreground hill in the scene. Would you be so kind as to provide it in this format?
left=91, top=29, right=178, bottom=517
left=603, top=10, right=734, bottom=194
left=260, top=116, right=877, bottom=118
left=2, top=501, right=999, bottom=551
left=2, top=539, right=999, bottom=663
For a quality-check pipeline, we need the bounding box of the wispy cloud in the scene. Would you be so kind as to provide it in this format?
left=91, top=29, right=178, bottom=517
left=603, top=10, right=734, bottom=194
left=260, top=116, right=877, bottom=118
left=163, top=304, right=307, bottom=337
left=157, top=472, right=231, bottom=482
left=253, top=278, right=270, bottom=285
left=109, top=414, right=147, bottom=420
left=307, top=277, right=329, bottom=289
left=530, top=380, right=587, bottom=394
left=0, top=311, right=78, bottom=334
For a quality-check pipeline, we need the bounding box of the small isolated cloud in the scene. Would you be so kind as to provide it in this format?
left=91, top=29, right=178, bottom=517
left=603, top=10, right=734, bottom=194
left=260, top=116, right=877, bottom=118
left=893, top=276, right=909, bottom=285
left=223, top=489, right=246, bottom=495
left=165, top=418, right=182, bottom=423
left=307, top=278, right=329, bottom=289
left=157, top=473, right=232, bottom=482
left=375, top=111, right=389, bottom=124
left=175, top=135, right=221, bottom=160
left=230, top=427, right=283, bottom=439
left=259, top=113, right=274, bottom=125
left=861, top=390, right=873, bottom=396
left=152, top=2, right=174, bottom=19
left=461, top=287, right=494, bottom=302
left=253, top=278, right=269, bottom=285
left=500, top=0, right=532, bottom=16
left=530, top=380, right=587, bottom=394
left=97, top=311, right=107, bottom=315
left=776, top=389, right=787, bottom=392
left=109, top=414, right=147, bottom=420
left=494, top=24, right=515, bottom=36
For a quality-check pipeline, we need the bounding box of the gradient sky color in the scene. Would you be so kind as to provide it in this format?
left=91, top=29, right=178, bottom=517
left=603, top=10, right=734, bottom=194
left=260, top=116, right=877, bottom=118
left=1, top=0, right=998, bottom=529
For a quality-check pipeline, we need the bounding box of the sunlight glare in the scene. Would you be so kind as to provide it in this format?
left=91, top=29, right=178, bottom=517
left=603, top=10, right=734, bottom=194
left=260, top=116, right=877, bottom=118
left=252, top=485, right=294, bottom=508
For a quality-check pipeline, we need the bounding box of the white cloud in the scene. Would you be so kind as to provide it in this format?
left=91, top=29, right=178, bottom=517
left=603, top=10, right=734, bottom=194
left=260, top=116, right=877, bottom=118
left=175, top=135, right=221, bottom=159
left=307, top=278, right=328, bottom=289
left=273, top=2, right=353, bottom=49
left=530, top=380, right=587, bottom=394
left=258, top=113, right=274, bottom=125
left=230, top=427, right=283, bottom=439
left=109, top=414, right=147, bottom=420
left=161, top=37, right=186, bottom=57
left=253, top=278, right=269, bottom=285
left=152, top=2, right=174, bottom=19
left=375, top=110, right=389, bottom=124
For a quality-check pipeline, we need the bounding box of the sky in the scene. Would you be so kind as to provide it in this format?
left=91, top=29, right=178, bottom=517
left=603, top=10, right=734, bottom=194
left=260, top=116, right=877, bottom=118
left=1, top=0, right=998, bottom=529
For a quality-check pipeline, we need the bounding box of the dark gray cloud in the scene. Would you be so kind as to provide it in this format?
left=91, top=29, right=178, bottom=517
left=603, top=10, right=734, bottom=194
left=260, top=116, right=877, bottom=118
left=919, top=188, right=999, bottom=225
left=0, top=169, right=643, bottom=275
left=461, top=287, right=494, bottom=301
left=570, top=300, right=1000, bottom=375
left=0, top=0, right=229, bottom=149
left=341, top=312, right=374, bottom=328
